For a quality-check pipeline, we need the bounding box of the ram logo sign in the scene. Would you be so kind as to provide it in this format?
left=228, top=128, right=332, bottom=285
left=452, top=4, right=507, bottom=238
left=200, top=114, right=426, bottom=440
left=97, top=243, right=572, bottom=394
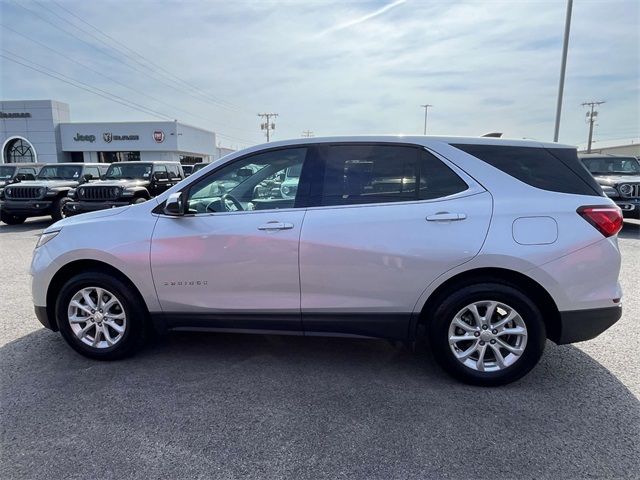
left=153, top=130, right=165, bottom=143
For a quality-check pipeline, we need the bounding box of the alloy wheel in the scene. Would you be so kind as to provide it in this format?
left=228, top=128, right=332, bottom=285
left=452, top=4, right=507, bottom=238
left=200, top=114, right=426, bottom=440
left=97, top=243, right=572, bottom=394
left=447, top=300, right=528, bottom=372
left=67, top=287, right=127, bottom=349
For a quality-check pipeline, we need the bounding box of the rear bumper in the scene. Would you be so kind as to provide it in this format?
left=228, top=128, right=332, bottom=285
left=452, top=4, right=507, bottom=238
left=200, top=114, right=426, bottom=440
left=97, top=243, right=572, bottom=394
left=0, top=200, right=53, bottom=216
left=35, top=305, right=57, bottom=331
left=556, top=305, right=622, bottom=344
left=66, top=200, right=130, bottom=215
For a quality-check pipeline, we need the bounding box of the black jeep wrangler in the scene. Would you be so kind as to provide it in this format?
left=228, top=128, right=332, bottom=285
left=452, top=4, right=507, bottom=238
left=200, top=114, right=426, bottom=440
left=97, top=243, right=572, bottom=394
left=0, top=163, right=107, bottom=225
left=65, top=161, right=184, bottom=216
left=580, top=154, right=640, bottom=218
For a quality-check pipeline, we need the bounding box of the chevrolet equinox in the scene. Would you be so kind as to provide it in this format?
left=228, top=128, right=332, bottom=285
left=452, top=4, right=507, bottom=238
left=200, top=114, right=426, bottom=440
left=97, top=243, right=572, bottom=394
left=31, top=136, right=624, bottom=386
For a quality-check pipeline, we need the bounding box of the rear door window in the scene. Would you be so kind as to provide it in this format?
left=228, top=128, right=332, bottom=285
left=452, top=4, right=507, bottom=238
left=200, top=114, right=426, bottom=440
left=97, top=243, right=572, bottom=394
left=316, top=144, right=468, bottom=206
left=452, top=144, right=602, bottom=196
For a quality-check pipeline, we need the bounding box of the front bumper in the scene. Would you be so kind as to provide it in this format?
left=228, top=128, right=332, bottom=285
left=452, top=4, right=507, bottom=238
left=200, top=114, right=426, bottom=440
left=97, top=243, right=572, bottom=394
left=556, top=305, right=622, bottom=344
left=611, top=198, right=640, bottom=216
left=0, top=199, right=53, bottom=216
left=65, top=200, right=130, bottom=215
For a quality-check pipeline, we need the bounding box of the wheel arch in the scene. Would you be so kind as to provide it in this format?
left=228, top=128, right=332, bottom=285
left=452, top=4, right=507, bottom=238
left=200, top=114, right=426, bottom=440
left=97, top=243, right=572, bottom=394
left=414, top=267, right=561, bottom=343
left=46, top=259, right=150, bottom=331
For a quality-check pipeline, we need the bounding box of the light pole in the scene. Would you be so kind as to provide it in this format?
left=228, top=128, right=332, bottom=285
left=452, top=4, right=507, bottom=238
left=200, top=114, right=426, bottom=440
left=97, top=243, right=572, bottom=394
left=553, top=0, right=573, bottom=142
left=421, top=104, right=433, bottom=135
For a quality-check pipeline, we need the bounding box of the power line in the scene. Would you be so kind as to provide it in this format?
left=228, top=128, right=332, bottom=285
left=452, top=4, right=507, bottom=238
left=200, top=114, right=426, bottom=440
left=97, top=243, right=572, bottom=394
left=2, top=50, right=258, bottom=145
left=258, top=113, right=278, bottom=142
left=45, top=0, right=250, bottom=114
left=582, top=101, right=605, bottom=153
left=1, top=53, right=172, bottom=120
left=8, top=0, right=251, bottom=117
left=1, top=23, right=260, bottom=139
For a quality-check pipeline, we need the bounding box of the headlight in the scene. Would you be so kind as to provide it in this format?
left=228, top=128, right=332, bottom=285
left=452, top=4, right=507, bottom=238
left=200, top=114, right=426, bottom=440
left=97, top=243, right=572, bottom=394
left=6, top=187, right=12, bottom=196
left=111, top=187, right=121, bottom=197
left=281, top=185, right=290, bottom=196
left=36, top=229, right=61, bottom=248
left=619, top=184, right=633, bottom=196
left=78, top=187, right=84, bottom=197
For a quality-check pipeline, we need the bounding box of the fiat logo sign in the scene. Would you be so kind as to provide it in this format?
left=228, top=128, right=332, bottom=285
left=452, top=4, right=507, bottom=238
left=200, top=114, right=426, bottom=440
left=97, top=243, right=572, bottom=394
left=153, top=130, right=165, bottom=143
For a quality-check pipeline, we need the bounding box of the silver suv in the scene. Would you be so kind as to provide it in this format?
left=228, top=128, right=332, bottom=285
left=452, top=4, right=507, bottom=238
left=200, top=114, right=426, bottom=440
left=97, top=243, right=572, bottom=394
left=31, top=136, right=623, bottom=386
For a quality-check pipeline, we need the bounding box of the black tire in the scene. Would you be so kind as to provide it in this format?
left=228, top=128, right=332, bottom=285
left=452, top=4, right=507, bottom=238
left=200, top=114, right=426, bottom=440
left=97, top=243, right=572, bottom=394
left=427, top=282, right=546, bottom=386
left=133, top=197, right=147, bottom=204
left=56, top=271, right=146, bottom=360
left=51, top=197, right=70, bottom=221
left=0, top=211, right=26, bottom=225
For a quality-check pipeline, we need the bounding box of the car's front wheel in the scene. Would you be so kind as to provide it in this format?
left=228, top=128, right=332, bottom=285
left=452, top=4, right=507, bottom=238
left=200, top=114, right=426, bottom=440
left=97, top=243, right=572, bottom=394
left=56, top=272, right=146, bottom=360
left=428, top=282, right=546, bottom=386
left=51, top=197, right=70, bottom=221
left=0, top=211, right=26, bottom=225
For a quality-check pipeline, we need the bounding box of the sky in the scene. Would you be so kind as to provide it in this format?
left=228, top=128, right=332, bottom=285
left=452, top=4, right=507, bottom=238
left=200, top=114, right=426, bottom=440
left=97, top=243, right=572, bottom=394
left=1, top=0, right=638, bottom=149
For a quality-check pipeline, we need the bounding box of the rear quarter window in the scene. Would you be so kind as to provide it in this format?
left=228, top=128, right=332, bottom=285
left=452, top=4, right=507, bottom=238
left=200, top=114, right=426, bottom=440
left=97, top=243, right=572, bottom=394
left=452, top=144, right=603, bottom=196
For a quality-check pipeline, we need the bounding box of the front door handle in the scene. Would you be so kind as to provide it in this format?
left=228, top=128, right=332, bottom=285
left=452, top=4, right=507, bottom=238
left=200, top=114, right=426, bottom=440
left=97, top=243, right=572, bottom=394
left=257, top=221, right=294, bottom=231
left=426, top=212, right=467, bottom=222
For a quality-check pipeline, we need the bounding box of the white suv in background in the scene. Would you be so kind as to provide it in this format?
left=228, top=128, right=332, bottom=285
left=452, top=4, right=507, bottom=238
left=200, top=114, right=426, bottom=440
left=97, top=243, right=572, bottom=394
left=31, top=136, right=623, bottom=386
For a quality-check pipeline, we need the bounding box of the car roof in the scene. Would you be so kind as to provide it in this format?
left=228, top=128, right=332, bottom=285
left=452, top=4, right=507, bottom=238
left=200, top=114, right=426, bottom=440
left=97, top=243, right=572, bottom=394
left=2, top=163, right=47, bottom=167
left=109, top=161, right=180, bottom=165
left=240, top=135, right=576, bottom=152
left=42, top=163, right=105, bottom=167
left=578, top=153, right=638, bottom=159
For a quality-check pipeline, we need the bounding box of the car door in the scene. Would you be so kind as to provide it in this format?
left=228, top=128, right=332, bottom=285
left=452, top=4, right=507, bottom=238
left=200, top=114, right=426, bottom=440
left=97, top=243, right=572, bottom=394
left=299, top=143, right=492, bottom=339
left=150, top=146, right=313, bottom=331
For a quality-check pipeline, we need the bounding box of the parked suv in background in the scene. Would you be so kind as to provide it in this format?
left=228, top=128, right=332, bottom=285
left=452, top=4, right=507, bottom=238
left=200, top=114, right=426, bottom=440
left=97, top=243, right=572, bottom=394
left=579, top=153, right=640, bottom=218
left=1, top=163, right=107, bottom=224
left=0, top=163, right=45, bottom=189
left=31, top=136, right=623, bottom=386
left=65, top=161, right=184, bottom=216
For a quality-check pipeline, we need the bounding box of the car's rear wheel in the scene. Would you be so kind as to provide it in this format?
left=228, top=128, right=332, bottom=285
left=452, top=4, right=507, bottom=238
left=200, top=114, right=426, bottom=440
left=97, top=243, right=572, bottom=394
left=428, top=282, right=546, bottom=386
left=56, top=272, right=146, bottom=360
left=0, top=211, right=26, bottom=225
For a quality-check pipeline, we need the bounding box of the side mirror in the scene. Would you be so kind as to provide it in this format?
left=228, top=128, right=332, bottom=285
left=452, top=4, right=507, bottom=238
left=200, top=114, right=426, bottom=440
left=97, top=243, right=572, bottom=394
left=82, top=173, right=93, bottom=182
left=153, top=171, right=169, bottom=181
left=163, top=192, right=184, bottom=216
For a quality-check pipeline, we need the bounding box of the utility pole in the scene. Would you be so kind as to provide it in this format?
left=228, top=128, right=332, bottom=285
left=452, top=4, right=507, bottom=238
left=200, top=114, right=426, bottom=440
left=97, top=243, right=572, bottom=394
left=582, top=101, right=605, bottom=153
left=257, top=113, right=278, bottom=142
left=302, top=130, right=314, bottom=138
left=553, top=0, right=573, bottom=142
left=420, top=104, right=433, bottom=135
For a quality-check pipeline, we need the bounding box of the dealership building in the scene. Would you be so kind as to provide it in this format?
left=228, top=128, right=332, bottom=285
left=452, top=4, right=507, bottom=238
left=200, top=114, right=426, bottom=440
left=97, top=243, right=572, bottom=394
left=1, top=99, right=232, bottom=165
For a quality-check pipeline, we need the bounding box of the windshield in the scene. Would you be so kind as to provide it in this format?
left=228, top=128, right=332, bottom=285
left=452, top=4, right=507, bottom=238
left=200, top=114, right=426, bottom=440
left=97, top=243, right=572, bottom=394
left=37, top=165, right=83, bottom=180
left=582, top=157, right=640, bottom=175
left=105, top=163, right=152, bottom=179
left=0, top=165, right=16, bottom=180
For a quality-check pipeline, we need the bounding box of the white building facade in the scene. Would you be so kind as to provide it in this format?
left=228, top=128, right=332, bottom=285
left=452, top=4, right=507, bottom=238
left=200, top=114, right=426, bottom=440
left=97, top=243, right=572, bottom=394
left=1, top=100, right=227, bottom=164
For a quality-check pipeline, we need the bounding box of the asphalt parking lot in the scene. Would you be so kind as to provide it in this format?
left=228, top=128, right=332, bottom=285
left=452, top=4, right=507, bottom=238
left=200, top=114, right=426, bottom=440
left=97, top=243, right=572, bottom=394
left=0, top=217, right=638, bottom=479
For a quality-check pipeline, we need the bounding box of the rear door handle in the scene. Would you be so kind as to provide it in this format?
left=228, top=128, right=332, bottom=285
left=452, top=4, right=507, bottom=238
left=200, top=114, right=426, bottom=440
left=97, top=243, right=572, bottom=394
left=257, top=221, right=294, bottom=231
left=426, top=212, right=467, bottom=222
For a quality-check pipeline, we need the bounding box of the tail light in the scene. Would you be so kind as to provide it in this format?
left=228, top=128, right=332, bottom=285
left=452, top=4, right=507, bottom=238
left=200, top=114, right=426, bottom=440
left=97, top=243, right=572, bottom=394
left=577, top=205, right=623, bottom=237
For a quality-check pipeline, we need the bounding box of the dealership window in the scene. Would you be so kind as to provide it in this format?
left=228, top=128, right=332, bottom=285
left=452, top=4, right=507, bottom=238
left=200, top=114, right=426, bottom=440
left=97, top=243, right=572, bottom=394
left=180, top=155, right=203, bottom=165
left=4, top=138, right=35, bottom=163
left=98, top=151, right=140, bottom=163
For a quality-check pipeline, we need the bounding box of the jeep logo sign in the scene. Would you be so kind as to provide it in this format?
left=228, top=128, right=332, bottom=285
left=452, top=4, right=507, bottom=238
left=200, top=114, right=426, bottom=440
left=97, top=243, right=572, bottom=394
left=103, top=132, right=113, bottom=143
left=73, top=133, right=96, bottom=142
left=153, top=130, right=165, bottom=143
